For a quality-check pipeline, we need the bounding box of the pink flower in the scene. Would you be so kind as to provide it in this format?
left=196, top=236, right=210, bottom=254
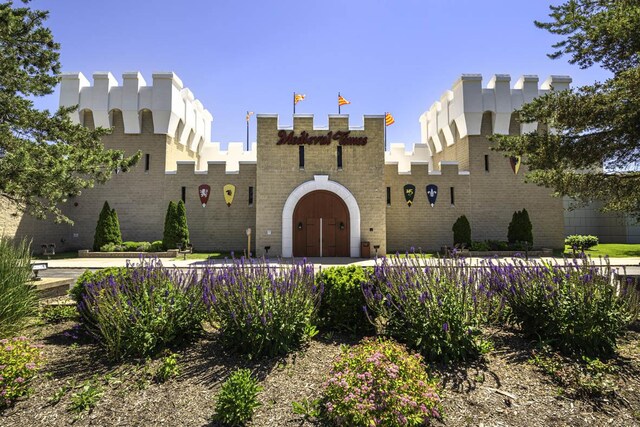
left=25, top=363, right=36, bottom=370
left=15, top=377, right=25, bottom=384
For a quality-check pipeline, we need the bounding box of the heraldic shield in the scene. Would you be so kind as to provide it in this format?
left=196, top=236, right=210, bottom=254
left=510, top=156, right=521, bottom=175
left=403, top=184, right=416, bottom=207
left=198, top=184, right=210, bottom=207
left=223, top=184, right=236, bottom=207
left=426, top=184, right=438, bottom=207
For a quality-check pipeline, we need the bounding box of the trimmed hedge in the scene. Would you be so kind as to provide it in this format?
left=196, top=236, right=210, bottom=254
left=565, top=235, right=599, bottom=251
left=452, top=215, right=471, bottom=248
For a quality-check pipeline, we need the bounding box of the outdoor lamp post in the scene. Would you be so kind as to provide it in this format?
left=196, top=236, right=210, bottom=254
left=246, top=227, right=252, bottom=258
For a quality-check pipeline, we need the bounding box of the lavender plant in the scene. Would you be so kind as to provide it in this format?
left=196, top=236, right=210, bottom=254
left=78, top=258, right=205, bottom=359
left=363, top=255, right=490, bottom=362
left=485, top=256, right=633, bottom=356
left=203, top=258, right=321, bottom=357
left=322, top=337, right=442, bottom=426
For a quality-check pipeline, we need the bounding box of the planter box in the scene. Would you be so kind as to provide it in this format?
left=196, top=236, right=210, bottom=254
left=468, top=249, right=553, bottom=257
left=78, top=249, right=180, bottom=258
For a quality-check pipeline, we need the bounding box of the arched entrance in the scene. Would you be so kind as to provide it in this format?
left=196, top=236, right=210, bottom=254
left=293, top=191, right=349, bottom=257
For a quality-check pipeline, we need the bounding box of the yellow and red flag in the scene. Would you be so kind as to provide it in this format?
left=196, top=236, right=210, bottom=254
left=385, top=112, right=395, bottom=126
left=246, top=111, right=254, bottom=122
left=338, top=94, right=350, bottom=106
left=294, top=93, right=306, bottom=104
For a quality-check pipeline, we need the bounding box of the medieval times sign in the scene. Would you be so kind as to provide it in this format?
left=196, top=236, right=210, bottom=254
left=276, top=130, right=367, bottom=146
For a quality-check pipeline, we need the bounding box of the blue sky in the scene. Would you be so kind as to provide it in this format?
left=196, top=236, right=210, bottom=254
left=31, top=0, right=609, bottom=149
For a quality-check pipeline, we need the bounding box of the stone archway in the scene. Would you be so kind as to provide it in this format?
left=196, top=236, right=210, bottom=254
left=282, top=175, right=360, bottom=257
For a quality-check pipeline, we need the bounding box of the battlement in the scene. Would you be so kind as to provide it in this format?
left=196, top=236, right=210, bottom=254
left=256, top=114, right=384, bottom=132
left=60, top=72, right=213, bottom=155
left=166, top=142, right=257, bottom=175
left=418, top=74, right=571, bottom=156
left=384, top=143, right=469, bottom=175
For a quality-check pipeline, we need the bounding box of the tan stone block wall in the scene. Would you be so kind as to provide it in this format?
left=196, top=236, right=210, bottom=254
left=384, top=163, right=471, bottom=251
left=465, top=133, right=564, bottom=248
left=255, top=115, right=387, bottom=257
left=12, top=110, right=256, bottom=253
left=0, top=198, right=24, bottom=238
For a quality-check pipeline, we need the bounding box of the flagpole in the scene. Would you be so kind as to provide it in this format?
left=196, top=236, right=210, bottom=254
left=293, top=92, right=295, bottom=115
left=384, top=112, right=387, bottom=152
left=246, top=111, right=250, bottom=151
left=338, top=92, right=341, bottom=114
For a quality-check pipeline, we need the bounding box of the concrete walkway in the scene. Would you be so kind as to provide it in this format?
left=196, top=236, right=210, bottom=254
left=41, top=255, right=640, bottom=271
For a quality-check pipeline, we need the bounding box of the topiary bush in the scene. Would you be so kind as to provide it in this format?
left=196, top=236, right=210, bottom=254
left=203, top=259, right=321, bottom=358
left=76, top=259, right=205, bottom=359
left=565, top=235, right=599, bottom=251
left=0, top=336, right=44, bottom=408
left=214, top=369, right=262, bottom=426
left=322, top=337, right=442, bottom=426
left=162, top=201, right=178, bottom=250
left=316, top=266, right=374, bottom=335
left=507, top=208, right=533, bottom=248
left=175, top=200, right=189, bottom=248
left=452, top=215, right=471, bottom=248
left=93, top=201, right=123, bottom=251
left=0, top=237, right=37, bottom=338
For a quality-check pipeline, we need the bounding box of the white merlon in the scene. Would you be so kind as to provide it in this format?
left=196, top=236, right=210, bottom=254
left=384, top=143, right=431, bottom=175
left=419, top=74, right=572, bottom=155
left=60, top=72, right=213, bottom=156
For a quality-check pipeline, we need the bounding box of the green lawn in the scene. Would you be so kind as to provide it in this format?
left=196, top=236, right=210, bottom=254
left=32, top=251, right=78, bottom=260
left=173, top=251, right=234, bottom=261
left=563, top=243, right=640, bottom=258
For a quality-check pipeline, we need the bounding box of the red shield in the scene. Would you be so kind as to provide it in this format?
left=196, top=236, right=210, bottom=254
left=198, top=184, right=211, bottom=207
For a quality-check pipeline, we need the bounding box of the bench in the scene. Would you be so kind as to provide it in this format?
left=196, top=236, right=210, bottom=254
left=31, top=262, right=48, bottom=280
left=41, top=243, right=56, bottom=258
left=178, top=243, right=193, bottom=260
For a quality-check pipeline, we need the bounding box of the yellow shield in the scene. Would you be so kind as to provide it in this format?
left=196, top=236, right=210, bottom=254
left=223, top=184, right=236, bottom=207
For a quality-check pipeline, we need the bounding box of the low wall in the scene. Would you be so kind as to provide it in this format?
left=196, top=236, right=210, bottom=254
left=78, top=249, right=180, bottom=258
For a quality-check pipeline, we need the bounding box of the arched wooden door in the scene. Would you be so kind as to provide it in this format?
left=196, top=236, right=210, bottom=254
left=293, top=190, right=349, bottom=257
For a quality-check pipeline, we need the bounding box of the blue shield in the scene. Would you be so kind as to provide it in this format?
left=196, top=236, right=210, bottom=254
left=426, top=184, right=438, bottom=207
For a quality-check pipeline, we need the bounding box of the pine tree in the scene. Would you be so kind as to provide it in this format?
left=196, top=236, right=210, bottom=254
left=175, top=200, right=189, bottom=248
left=162, top=201, right=178, bottom=250
left=491, top=1, right=640, bottom=220
left=108, top=206, right=123, bottom=247
left=0, top=2, right=140, bottom=224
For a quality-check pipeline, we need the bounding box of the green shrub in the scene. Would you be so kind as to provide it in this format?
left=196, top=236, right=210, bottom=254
left=203, top=260, right=321, bottom=358
left=0, top=336, right=44, bottom=408
left=68, top=379, right=102, bottom=414
left=364, top=256, right=489, bottom=362
left=155, top=352, right=180, bottom=383
left=40, top=305, right=78, bottom=324
left=149, top=241, right=164, bottom=252
left=323, top=337, right=442, bottom=426
left=507, top=208, right=533, bottom=247
left=565, top=235, right=599, bottom=251
left=470, top=241, right=490, bottom=251
left=214, top=369, right=262, bottom=426
left=175, top=200, right=189, bottom=248
left=99, top=243, right=121, bottom=252
left=77, top=259, right=205, bottom=359
left=162, top=201, right=179, bottom=250
left=316, top=266, right=374, bottom=335
left=491, top=257, right=631, bottom=357
left=120, top=241, right=151, bottom=252
left=487, top=240, right=509, bottom=251
left=93, top=201, right=122, bottom=251
left=452, top=215, right=471, bottom=248
left=0, top=237, right=37, bottom=338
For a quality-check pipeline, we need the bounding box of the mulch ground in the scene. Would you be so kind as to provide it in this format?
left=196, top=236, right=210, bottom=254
left=2, top=317, right=640, bottom=427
